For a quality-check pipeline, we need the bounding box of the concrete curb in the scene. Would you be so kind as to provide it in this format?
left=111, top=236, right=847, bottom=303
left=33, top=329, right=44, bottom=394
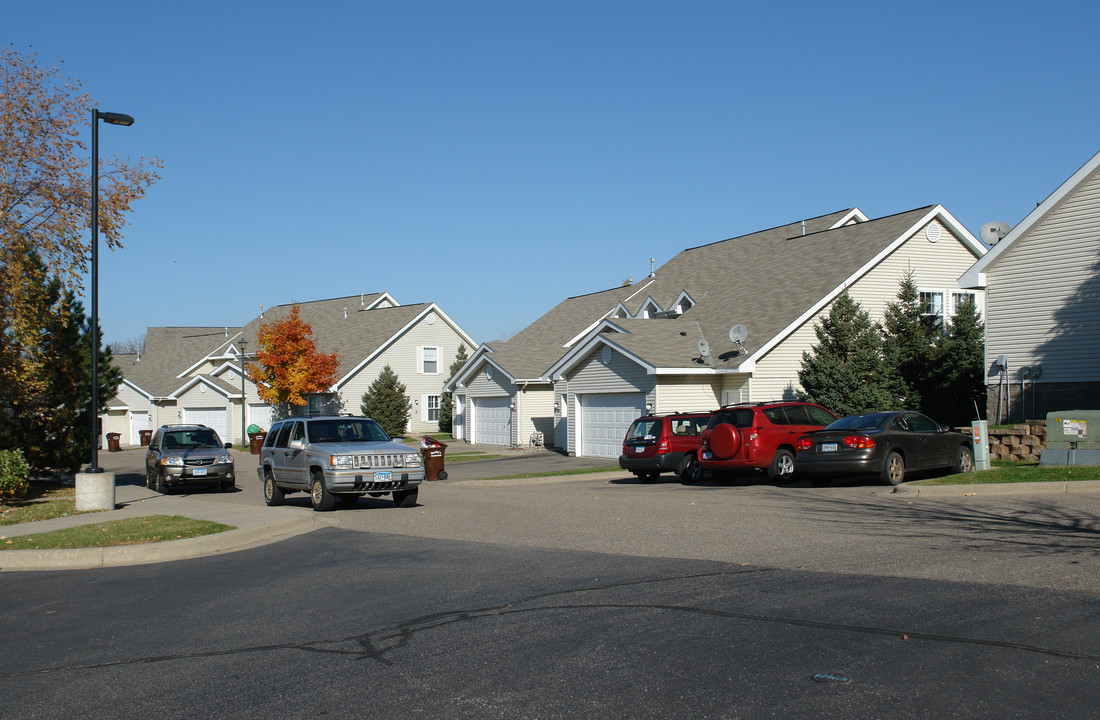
left=893, top=479, right=1100, bottom=497
left=0, top=514, right=330, bottom=572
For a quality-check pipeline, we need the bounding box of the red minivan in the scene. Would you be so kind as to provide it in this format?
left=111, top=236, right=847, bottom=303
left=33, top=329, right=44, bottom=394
left=619, top=412, right=713, bottom=482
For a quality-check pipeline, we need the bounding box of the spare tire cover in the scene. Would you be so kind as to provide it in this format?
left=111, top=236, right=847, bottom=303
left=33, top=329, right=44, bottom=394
left=709, top=424, right=741, bottom=460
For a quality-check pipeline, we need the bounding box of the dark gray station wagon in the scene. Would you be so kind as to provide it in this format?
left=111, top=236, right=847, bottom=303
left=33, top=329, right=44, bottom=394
left=258, top=416, right=424, bottom=511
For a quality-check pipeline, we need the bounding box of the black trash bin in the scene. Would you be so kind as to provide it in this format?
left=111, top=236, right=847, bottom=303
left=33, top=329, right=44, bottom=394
left=420, top=436, right=448, bottom=481
left=106, top=432, right=121, bottom=452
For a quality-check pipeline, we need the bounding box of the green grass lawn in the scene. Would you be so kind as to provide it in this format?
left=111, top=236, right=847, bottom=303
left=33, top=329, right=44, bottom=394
left=1, top=515, right=233, bottom=550
left=912, top=462, right=1100, bottom=485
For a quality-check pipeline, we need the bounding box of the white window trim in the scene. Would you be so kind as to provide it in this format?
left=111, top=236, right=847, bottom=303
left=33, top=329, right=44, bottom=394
left=424, top=394, right=441, bottom=422
left=918, top=287, right=983, bottom=327
left=419, top=346, right=440, bottom=375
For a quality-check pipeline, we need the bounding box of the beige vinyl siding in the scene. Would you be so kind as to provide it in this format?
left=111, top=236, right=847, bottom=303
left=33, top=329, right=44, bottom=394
left=337, top=316, right=469, bottom=433
left=565, top=346, right=655, bottom=455
left=464, top=365, right=516, bottom=445
left=654, top=376, right=721, bottom=414
left=719, top=374, right=751, bottom=405
left=985, top=171, right=1100, bottom=383
left=518, top=384, right=555, bottom=446
left=752, top=221, right=983, bottom=400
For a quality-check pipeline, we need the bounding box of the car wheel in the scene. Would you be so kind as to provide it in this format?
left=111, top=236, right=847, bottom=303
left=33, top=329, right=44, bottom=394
left=155, top=469, right=169, bottom=494
left=955, top=446, right=974, bottom=474
left=638, top=472, right=659, bottom=483
left=146, top=468, right=155, bottom=489
left=263, top=470, right=284, bottom=506
left=679, top=454, right=700, bottom=483
left=881, top=451, right=905, bottom=486
left=767, top=449, right=796, bottom=483
left=393, top=488, right=419, bottom=508
left=310, top=470, right=335, bottom=512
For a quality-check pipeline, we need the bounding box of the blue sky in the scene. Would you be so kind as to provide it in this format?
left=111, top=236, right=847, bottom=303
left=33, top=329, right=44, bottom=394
left=9, top=1, right=1100, bottom=347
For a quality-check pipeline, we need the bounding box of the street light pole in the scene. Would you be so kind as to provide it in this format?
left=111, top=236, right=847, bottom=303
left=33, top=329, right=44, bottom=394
left=239, top=339, right=248, bottom=446
left=88, top=109, right=134, bottom=474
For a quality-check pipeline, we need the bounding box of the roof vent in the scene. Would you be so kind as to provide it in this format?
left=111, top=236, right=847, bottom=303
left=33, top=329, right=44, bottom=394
left=343, top=307, right=348, bottom=319
left=259, top=303, right=264, bottom=318
left=650, top=257, right=656, bottom=278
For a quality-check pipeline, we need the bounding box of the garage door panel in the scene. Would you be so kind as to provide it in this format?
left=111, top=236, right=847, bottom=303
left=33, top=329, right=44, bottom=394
left=474, top=397, right=511, bottom=447
left=183, top=407, right=229, bottom=445
left=580, top=393, right=645, bottom=458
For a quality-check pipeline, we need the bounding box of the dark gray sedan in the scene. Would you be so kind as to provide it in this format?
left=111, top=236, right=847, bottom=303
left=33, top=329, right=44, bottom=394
left=795, top=411, right=974, bottom=486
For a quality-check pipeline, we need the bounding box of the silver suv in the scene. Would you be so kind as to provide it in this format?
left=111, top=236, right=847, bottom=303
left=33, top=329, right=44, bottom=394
left=145, top=425, right=235, bottom=493
left=258, top=416, right=424, bottom=511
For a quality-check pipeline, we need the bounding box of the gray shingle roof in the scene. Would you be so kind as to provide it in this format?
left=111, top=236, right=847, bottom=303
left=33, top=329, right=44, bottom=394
left=482, top=207, right=946, bottom=380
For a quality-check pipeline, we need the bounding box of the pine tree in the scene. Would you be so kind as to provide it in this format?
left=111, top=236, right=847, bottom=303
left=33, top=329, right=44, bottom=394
left=361, top=364, right=411, bottom=438
left=797, top=291, right=893, bottom=417
left=438, top=344, right=468, bottom=433
left=881, top=270, right=937, bottom=409
left=925, top=299, right=985, bottom=427
left=0, top=253, right=120, bottom=472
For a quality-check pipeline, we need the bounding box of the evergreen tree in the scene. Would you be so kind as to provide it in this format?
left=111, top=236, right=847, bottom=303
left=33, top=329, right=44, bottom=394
left=880, top=270, right=937, bottom=409
left=0, top=253, right=120, bottom=472
left=438, top=344, right=468, bottom=433
left=361, top=364, right=411, bottom=438
left=797, top=291, right=893, bottom=416
left=925, top=299, right=985, bottom=427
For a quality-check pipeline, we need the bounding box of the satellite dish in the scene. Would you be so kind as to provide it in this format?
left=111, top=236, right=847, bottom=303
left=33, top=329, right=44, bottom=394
left=697, top=338, right=711, bottom=357
left=729, top=324, right=748, bottom=343
left=980, top=221, right=1011, bottom=246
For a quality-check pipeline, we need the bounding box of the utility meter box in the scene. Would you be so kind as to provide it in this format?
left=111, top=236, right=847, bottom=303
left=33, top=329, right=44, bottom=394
left=971, top=420, right=990, bottom=471
left=1041, top=410, right=1100, bottom=466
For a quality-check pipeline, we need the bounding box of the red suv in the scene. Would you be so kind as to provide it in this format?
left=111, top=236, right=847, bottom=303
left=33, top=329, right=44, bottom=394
left=619, top=412, right=712, bottom=482
left=697, top=402, right=836, bottom=482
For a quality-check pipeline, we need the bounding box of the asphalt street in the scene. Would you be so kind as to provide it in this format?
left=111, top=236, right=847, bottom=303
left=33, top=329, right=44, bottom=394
left=1, top=446, right=1098, bottom=718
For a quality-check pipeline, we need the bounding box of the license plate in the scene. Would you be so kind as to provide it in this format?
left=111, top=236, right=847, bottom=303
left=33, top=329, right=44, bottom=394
left=373, top=471, right=392, bottom=482
left=193, top=467, right=208, bottom=476
left=822, top=443, right=838, bottom=453
left=633, top=446, right=643, bottom=453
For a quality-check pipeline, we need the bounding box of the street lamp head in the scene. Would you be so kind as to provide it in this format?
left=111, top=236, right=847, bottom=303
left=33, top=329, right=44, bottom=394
left=96, top=111, right=134, bottom=126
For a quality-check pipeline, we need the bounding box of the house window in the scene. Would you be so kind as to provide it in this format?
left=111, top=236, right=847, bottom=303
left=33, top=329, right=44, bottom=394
left=919, top=290, right=945, bottom=329
left=421, top=346, right=438, bottom=374
left=920, top=288, right=980, bottom=329
left=427, top=395, right=441, bottom=422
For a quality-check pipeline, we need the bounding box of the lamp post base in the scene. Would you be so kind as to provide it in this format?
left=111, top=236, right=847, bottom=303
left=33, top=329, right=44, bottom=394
left=75, top=471, right=116, bottom=511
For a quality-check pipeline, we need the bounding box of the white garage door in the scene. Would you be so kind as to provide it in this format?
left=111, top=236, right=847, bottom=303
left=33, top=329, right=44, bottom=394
left=474, top=397, right=512, bottom=446
left=183, top=407, right=229, bottom=444
left=249, top=403, right=274, bottom=434
left=580, top=393, right=646, bottom=458
left=129, top=411, right=151, bottom=445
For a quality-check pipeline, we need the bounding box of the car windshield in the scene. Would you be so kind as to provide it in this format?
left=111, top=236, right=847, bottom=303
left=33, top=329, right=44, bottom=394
left=825, top=413, right=890, bottom=431
left=307, top=419, right=391, bottom=443
left=165, top=429, right=223, bottom=449
left=626, top=419, right=661, bottom=440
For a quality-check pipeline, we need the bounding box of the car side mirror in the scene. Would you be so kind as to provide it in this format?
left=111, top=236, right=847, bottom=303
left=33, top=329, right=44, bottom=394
left=288, top=438, right=305, bottom=450
left=939, top=425, right=950, bottom=433
left=225, top=442, right=233, bottom=449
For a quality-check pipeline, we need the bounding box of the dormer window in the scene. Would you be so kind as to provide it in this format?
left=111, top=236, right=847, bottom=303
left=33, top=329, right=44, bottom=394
left=639, top=298, right=661, bottom=319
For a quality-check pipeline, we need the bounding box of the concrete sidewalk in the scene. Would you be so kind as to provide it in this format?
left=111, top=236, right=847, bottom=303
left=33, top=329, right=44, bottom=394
left=0, top=481, right=331, bottom=572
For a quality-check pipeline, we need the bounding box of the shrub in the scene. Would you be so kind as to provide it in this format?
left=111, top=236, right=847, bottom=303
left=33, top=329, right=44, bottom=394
left=0, top=449, right=31, bottom=501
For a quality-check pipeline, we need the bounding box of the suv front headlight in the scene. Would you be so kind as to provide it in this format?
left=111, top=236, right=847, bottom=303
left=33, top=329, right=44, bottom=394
left=159, top=456, right=183, bottom=467
left=330, top=455, right=356, bottom=469
left=216, top=453, right=233, bottom=464
left=405, top=453, right=421, bottom=467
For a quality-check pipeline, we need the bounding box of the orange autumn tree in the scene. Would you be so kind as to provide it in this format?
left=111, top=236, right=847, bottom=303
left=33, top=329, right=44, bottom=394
left=247, top=305, right=339, bottom=407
